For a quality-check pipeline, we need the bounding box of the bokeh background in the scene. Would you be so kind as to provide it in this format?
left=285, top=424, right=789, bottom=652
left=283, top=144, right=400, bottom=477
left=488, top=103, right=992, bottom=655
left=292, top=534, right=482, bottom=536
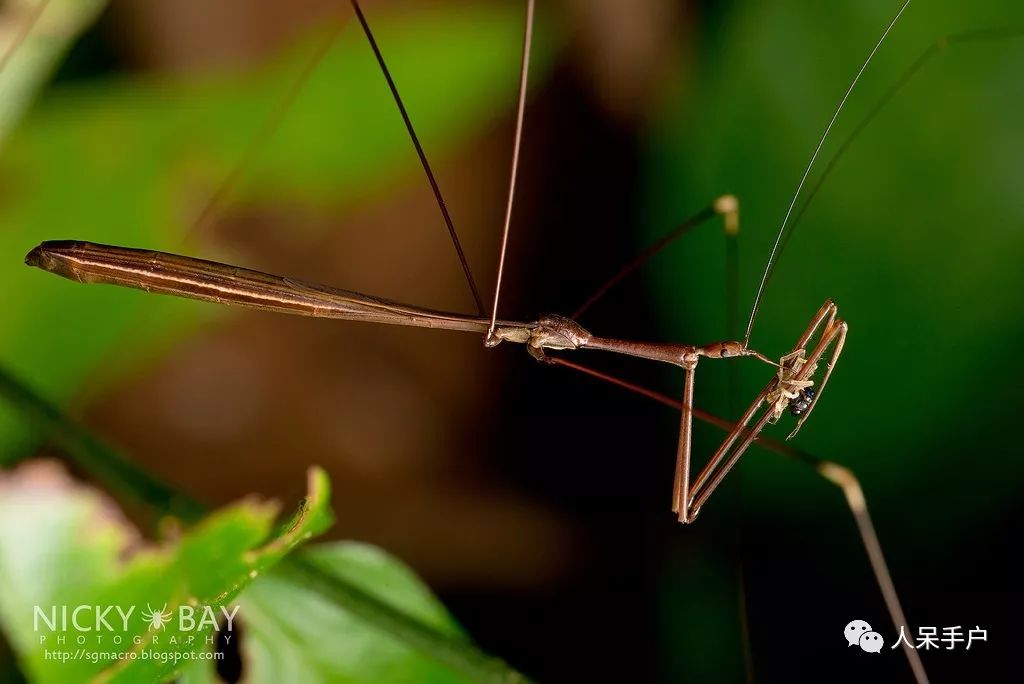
left=1, top=0, right=1021, bottom=681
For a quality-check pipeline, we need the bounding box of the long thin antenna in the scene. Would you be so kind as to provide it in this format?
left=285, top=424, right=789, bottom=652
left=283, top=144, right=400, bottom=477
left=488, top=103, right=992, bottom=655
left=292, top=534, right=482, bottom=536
left=350, top=0, right=485, bottom=315
left=743, top=0, right=910, bottom=345
left=486, top=0, right=535, bottom=342
left=765, top=27, right=1024, bottom=286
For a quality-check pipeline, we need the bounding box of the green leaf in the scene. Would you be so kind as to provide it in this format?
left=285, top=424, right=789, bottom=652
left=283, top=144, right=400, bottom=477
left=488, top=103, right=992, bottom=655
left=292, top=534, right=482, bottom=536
left=0, top=366, right=528, bottom=682
left=179, top=543, right=469, bottom=684
left=0, top=462, right=331, bottom=683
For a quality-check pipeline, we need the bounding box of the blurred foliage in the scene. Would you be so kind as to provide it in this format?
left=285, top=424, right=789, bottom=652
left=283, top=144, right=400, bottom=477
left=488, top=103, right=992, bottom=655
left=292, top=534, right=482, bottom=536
left=0, top=0, right=108, bottom=141
left=645, top=0, right=1024, bottom=534
left=0, top=460, right=478, bottom=683
left=0, top=365, right=513, bottom=683
left=0, top=464, right=332, bottom=682
left=0, top=2, right=555, bottom=462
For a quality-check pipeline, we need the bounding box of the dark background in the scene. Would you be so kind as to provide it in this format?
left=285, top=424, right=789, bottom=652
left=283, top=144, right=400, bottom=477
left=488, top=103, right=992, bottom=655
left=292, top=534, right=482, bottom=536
left=1, top=1, right=1021, bottom=682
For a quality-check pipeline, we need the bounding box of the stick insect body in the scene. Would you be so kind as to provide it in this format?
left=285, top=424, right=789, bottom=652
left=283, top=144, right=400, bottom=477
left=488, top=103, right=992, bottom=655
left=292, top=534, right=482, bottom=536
left=25, top=239, right=838, bottom=522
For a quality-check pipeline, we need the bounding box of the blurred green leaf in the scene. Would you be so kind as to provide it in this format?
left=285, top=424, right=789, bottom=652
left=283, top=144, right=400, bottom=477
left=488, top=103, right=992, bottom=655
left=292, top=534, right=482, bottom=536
left=0, top=366, right=527, bottom=683
left=0, top=463, right=331, bottom=683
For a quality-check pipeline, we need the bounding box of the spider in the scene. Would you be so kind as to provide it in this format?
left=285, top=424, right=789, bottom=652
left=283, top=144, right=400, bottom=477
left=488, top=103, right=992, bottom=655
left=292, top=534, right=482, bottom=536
left=766, top=350, right=819, bottom=425
left=141, top=603, right=170, bottom=631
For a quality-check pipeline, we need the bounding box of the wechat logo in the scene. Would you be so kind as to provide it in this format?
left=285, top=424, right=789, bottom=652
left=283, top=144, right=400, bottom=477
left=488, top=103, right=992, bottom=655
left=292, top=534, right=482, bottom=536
left=845, top=619, right=884, bottom=653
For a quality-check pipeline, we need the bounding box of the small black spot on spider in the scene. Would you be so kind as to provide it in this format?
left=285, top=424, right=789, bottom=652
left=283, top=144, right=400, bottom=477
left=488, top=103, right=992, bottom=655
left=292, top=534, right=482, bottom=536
left=788, top=387, right=816, bottom=417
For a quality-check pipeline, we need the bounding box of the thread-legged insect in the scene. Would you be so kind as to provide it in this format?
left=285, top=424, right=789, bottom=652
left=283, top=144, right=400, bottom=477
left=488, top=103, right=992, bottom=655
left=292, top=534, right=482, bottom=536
left=24, top=0, right=877, bottom=526
left=22, top=0, right=1019, bottom=681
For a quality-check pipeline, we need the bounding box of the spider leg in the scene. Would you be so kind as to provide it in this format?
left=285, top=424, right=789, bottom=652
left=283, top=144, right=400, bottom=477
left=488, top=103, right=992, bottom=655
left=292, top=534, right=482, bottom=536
left=788, top=311, right=848, bottom=439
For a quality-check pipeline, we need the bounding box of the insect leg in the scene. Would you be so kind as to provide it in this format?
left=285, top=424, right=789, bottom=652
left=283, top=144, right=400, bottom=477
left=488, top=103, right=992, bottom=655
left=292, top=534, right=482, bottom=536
left=672, top=364, right=696, bottom=521
left=547, top=357, right=927, bottom=684
left=351, top=0, right=485, bottom=314
left=487, top=0, right=536, bottom=340
left=571, top=196, right=740, bottom=320
left=687, top=383, right=778, bottom=516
